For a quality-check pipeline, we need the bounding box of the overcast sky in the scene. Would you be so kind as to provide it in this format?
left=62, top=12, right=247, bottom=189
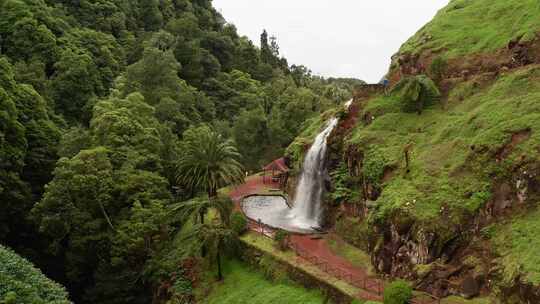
left=213, top=0, right=449, bottom=83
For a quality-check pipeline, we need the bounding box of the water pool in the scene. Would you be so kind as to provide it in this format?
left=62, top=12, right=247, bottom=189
left=241, top=195, right=318, bottom=234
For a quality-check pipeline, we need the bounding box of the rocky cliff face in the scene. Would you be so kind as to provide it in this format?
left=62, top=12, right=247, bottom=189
left=284, top=2, right=540, bottom=302
left=322, top=8, right=540, bottom=304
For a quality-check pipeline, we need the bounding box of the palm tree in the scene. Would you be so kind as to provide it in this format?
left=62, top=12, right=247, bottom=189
left=176, top=125, right=245, bottom=200
left=184, top=222, right=237, bottom=281
left=171, top=196, right=233, bottom=226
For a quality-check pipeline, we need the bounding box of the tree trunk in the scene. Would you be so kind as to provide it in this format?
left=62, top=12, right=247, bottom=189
left=200, top=209, right=207, bottom=257
left=405, top=150, right=410, bottom=173
left=208, top=186, right=217, bottom=199
left=216, top=247, right=223, bottom=281
left=99, top=202, right=115, bottom=231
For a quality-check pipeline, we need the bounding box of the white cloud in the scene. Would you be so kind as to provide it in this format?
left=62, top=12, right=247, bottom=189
left=213, top=0, right=449, bottom=83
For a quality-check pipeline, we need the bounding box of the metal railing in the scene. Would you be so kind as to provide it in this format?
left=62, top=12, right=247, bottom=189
left=249, top=221, right=440, bottom=304
left=288, top=242, right=384, bottom=296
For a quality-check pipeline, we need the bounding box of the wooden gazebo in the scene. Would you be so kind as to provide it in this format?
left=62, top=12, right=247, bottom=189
left=262, top=157, right=289, bottom=189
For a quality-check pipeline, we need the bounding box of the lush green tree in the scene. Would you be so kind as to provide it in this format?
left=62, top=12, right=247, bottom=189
left=139, top=0, right=163, bottom=31
left=50, top=49, right=102, bottom=123
left=64, top=28, right=125, bottom=92
left=183, top=222, right=236, bottom=280
left=260, top=30, right=272, bottom=65
left=230, top=211, right=248, bottom=235
left=0, top=72, right=28, bottom=239
left=172, top=196, right=233, bottom=227
left=31, top=147, right=115, bottom=284
left=232, top=107, right=271, bottom=170
left=201, top=31, right=235, bottom=71
left=90, top=93, right=163, bottom=172
left=166, top=13, right=202, bottom=40
left=176, top=125, right=244, bottom=199
left=204, top=69, right=265, bottom=121
left=7, top=17, right=58, bottom=65
left=0, top=245, right=70, bottom=304
left=0, top=57, right=60, bottom=246
left=429, top=56, right=448, bottom=83
left=0, top=0, right=361, bottom=302
left=383, top=280, right=413, bottom=304
left=124, top=47, right=181, bottom=104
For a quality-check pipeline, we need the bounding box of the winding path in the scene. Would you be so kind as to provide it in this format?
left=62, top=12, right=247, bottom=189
left=230, top=175, right=443, bottom=304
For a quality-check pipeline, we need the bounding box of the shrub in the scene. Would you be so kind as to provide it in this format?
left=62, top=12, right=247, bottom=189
left=230, top=212, right=248, bottom=235
left=259, top=254, right=288, bottom=283
left=0, top=245, right=71, bottom=304
left=383, top=280, right=412, bottom=304
left=429, top=56, right=447, bottom=82
left=363, top=148, right=387, bottom=185
left=391, top=75, right=440, bottom=114
left=274, top=230, right=290, bottom=251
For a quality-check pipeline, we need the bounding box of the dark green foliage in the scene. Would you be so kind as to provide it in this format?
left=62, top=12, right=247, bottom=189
left=391, top=75, right=440, bottom=114
left=429, top=56, right=447, bottom=83
left=363, top=148, right=387, bottom=185
left=50, top=50, right=102, bottom=123
left=0, top=57, right=61, bottom=245
left=175, top=125, right=245, bottom=198
left=230, top=212, right=248, bottom=235
left=0, top=0, right=358, bottom=302
left=274, top=230, right=290, bottom=251
left=0, top=245, right=70, bottom=304
left=329, top=164, right=360, bottom=204
left=383, top=280, right=412, bottom=304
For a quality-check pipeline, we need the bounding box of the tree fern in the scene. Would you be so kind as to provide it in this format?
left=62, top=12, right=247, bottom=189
left=391, top=75, right=440, bottom=114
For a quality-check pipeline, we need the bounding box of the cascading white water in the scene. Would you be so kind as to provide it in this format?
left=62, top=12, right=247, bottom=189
left=241, top=99, right=353, bottom=233
left=288, top=117, right=338, bottom=229
left=288, top=99, right=353, bottom=230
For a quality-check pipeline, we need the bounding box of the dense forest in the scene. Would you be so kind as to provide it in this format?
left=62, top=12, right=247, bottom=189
left=0, top=0, right=362, bottom=302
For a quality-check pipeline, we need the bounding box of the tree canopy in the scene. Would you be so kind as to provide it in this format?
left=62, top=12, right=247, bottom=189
left=0, top=0, right=360, bottom=302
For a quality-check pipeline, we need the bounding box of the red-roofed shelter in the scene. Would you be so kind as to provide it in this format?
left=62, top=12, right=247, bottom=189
left=262, top=157, right=289, bottom=188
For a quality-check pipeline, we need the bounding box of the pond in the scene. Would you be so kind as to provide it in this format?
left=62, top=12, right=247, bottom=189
left=241, top=195, right=317, bottom=234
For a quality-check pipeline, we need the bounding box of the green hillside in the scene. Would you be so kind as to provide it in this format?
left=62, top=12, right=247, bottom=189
left=400, top=0, right=540, bottom=57
left=0, top=245, right=70, bottom=304
left=201, top=260, right=324, bottom=304
left=280, top=0, right=540, bottom=303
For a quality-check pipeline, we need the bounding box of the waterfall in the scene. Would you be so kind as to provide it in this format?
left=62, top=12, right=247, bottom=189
left=288, top=100, right=353, bottom=229
left=241, top=99, right=353, bottom=233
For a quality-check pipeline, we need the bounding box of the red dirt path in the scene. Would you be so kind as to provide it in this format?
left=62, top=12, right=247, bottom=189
left=229, top=175, right=279, bottom=203
left=230, top=175, right=441, bottom=303
left=290, top=234, right=384, bottom=301
left=229, top=175, right=384, bottom=301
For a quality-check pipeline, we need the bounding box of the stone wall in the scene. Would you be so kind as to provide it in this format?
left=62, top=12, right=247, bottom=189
left=238, top=240, right=356, bottom=304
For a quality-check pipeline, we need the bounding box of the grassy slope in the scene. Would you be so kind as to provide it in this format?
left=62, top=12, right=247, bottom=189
left=0, top=245, right=71, bottom=303
left=491, top=205, right=540, bottom=285
left=339, top=0, right=540, bottom=292
left=327, top=236, right=375, bottom=277
left=201, top=260, right=324, bottom=304
left=349, top=65, right=540, bottom=223
left=400, top=0, right=540, bottom=57
left=240, top=233, right=365, bottom=298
